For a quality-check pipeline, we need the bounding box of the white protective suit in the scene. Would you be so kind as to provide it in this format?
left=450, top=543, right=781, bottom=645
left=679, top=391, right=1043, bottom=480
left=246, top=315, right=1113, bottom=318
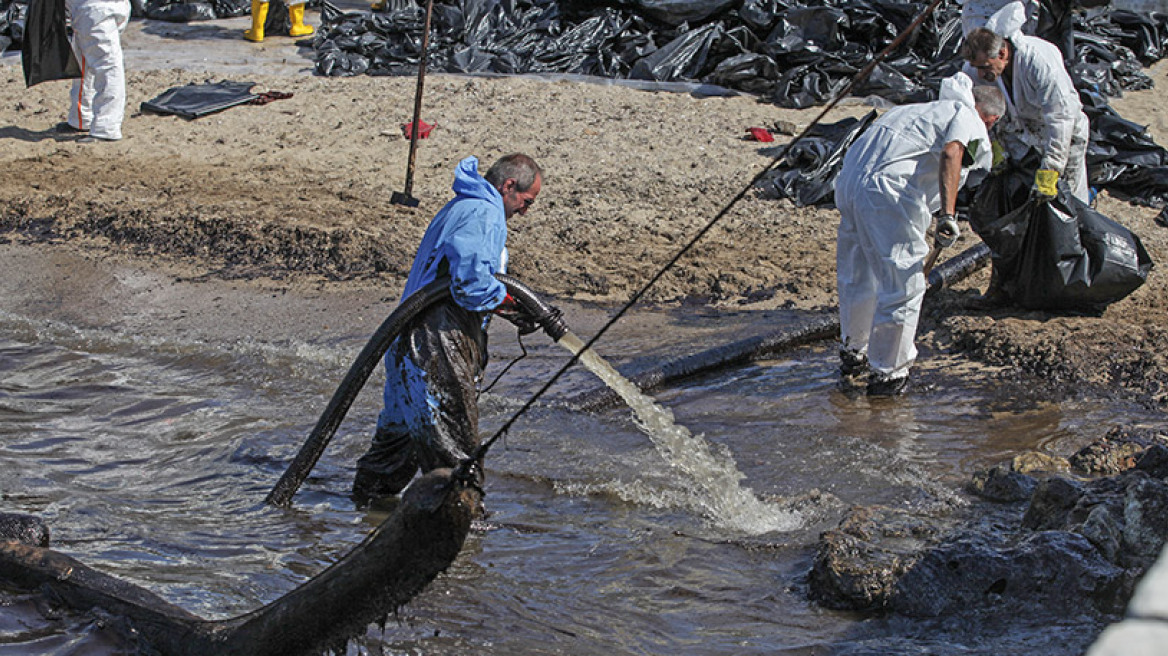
left=835, top=75, right=992, bottom=380
left=959, top=0, right=1038, bottom=36
left=965, top=1, right=1090, bottom=201
left=66, top=0, right=130, bottom=140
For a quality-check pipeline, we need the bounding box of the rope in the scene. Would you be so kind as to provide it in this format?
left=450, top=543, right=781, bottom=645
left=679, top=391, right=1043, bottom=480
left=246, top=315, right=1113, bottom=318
left=458, top=0, right=949, bottom=477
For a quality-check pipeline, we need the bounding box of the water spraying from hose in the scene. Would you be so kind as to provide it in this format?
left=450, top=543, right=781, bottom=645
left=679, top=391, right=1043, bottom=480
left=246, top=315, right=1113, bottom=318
left=556, top=331, right=800, bottom=534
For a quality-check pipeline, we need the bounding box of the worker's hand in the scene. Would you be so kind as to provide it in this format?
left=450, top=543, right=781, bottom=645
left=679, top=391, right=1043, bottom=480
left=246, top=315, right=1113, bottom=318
left=1031, top=169, right=1059, bottom=203
left=934, top=213, right=960, bottom=249
left=493, top=294, right=540, bottom=335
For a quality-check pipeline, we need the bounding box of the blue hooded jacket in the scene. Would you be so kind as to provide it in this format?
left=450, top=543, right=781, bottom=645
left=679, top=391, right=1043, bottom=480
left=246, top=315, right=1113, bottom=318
left=400, top=156, right=508, bottom=312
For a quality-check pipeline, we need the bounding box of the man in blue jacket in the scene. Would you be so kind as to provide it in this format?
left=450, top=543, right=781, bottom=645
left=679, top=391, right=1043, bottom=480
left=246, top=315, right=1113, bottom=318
left=352, top=153, right=543, bottom=509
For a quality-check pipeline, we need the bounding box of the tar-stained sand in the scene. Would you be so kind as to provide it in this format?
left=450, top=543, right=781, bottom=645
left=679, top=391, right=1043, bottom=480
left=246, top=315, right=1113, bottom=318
left=1, top=22, right=1167, bottom=408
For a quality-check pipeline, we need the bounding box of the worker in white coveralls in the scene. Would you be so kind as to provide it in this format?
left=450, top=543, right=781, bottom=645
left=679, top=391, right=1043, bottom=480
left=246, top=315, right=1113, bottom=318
left=959, top=1, right=1091, bottom=307
left=835, top=75, right=1004, bottom=396
left=59, top=0, right=130, bottom=142
left=961, top=2, right=1089, bottom=204
left=243, top=0, right=314, bottom=42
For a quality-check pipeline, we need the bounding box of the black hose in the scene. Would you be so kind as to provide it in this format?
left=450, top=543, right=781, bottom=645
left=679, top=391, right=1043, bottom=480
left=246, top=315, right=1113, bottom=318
left=496, top=273, right=568, bottom=341
left=565, top=313, right=838, bottom=411
left=565, top=243, right=990, bottom=411
left=926, top=242, right=990, bottom=295
left=265, top=274, right=565, bottom=508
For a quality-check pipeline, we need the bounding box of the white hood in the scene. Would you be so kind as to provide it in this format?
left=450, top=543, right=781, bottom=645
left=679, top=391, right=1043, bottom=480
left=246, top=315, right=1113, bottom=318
left=984, top=0, right=1027, bottom=38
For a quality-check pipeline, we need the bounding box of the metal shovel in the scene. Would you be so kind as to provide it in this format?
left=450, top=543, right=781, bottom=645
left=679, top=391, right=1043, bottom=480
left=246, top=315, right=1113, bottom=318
left=390, top=0, right=434, bottom=208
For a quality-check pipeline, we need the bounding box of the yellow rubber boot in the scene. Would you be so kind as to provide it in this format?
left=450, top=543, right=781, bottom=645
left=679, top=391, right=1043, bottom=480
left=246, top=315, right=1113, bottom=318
left=288, top=3, right=314, bottom=37
left=243, top=0, right=268, bottom=42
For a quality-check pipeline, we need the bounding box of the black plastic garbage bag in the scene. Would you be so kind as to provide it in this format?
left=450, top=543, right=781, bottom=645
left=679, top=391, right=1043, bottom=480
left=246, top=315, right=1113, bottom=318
left=145, top=1, right=216, bottom=21
left=1082, top=90, right=1168, bottom=207
left=3, top=0, right=27, bottom=52
left=762, top=110, right=878, bottom=208
left=0, top=0, right=19, bottom=53
left=633, top=0, right=736, bottom=27
left=630, top=22, right=724, bottom=82
left=141, top=80, right=260, bottom=118
left=21, top=0, right=79, bottom=87
left=969, top=167, right=1152, bottom=313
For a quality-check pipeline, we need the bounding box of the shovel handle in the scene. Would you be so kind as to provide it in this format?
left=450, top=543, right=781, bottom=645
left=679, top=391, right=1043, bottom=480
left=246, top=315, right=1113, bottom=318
left=402, top=0, right=434, bottom=199
left=922, top=244, right=942, bottom=277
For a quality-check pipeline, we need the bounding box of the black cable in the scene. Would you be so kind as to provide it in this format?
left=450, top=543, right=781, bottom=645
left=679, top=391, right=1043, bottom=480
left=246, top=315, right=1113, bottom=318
left=479, top=334, right=528, bottom=398
left=463, top=0, right=949, bottom=468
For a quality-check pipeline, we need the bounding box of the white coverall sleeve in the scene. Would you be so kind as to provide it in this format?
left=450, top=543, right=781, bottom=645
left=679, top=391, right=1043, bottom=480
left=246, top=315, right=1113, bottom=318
left=1031, top=55, right=1081, bottom=174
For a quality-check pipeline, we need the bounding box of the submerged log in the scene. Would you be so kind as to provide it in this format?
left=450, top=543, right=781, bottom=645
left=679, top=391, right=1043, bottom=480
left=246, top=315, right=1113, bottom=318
left=0, top=468, right=479, bottom=655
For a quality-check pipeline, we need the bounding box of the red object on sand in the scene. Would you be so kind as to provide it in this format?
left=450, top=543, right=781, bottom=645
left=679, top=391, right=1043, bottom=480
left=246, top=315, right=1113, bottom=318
left=402, top=120, right=434, bottom=139
left=747, top=127, right=774, bottom=142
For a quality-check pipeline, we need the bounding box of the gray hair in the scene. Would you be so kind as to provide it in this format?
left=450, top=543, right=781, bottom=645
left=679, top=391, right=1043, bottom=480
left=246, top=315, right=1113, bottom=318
left=972, top=84, right=1006, bottom=117
left=960, top=28, right=1005, bottom=62
left=484, top=153, right=543, bottom=192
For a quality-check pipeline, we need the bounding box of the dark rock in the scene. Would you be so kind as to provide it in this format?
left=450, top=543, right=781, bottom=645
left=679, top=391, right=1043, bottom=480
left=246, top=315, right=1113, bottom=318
left=1071, top=426, right=1168, bottom=475
left=808, top=506, right=941, bottom=611
left=1022, top=477, right=1084, bottom=530
left=891, top=531, right=1130, bottom=617
left=1134, top=444, right=1168, bottom=478
left=810, top=465, right=1168, bottom=621
left=1120, top=475, right=1168, bottom=564
left=0, top=512, right=49, bottom=547
left=969, top=464, right=1037, bottom=503
left=1080, top=505, right=1122, bottom=562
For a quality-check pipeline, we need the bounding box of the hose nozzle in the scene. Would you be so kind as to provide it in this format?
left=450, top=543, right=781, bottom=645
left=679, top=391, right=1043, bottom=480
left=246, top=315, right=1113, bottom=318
left=497, top=274, right=569, bottom=342
left=537, top=306, right=568, bottom=342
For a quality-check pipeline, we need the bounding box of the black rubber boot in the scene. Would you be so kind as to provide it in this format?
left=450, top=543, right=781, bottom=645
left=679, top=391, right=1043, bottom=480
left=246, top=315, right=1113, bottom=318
left=867, top=372, right=909, bottom=397
left=839, top=349, right=870, bottom=377
left=967, top=262, right=1009, bottom=310
left=838, top=348, right=870, bottom=391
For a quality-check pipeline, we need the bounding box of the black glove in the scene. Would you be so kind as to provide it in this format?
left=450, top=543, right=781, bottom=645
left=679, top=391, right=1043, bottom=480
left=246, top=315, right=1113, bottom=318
left=493, top=294, right=540, bottom=335
left=934, top=213, right=959, bottom=249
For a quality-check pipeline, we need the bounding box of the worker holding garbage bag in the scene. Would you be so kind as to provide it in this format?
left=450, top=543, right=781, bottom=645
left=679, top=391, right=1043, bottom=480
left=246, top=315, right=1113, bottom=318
left=960, top=1, right=1091, bottom=306
left=835, top=75, right=1004, bottom=396
left=961, top=6, right=1089, bottom=204
left=351, top=153, right=545, bottom=508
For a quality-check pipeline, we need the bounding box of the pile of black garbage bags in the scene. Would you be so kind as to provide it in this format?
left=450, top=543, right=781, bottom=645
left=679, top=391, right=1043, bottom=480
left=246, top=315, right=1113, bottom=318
left=313, top=0, right=963, bottom=107
left=308, top=1, right=1168, bottom=201
left=309, top=0, right=1159, bottom=103
left=132, top=0, right=251, bottom=23
left=0, top=0, right=25, bottom=53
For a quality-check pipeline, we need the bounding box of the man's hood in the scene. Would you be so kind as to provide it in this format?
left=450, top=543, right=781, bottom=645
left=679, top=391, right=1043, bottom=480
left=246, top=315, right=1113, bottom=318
left=939, top=72, right=993, bottom=173
left=451, top=156, right=504, bottom=208
left=938, top=71, right=977, bottom=109
left=985, top=0, right=1026, bottom=39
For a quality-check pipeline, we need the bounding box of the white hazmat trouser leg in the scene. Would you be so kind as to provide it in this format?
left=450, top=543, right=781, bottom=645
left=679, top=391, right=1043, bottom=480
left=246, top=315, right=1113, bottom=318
left=67, top=0, right=130, bottom=140
left=836, top=175, right=929, bottom=379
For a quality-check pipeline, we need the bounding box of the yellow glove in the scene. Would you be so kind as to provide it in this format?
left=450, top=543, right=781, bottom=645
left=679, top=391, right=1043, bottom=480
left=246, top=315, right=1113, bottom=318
left=991, top=140, right=1006, bottom=171
left=1033, top=169, right=1059, bottom=201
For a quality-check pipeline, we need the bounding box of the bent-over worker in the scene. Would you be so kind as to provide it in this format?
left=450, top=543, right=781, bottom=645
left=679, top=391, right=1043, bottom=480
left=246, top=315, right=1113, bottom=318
left=351, top=153, right=543, bottom=508
left=835, top=76, right=1004, bottom=396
